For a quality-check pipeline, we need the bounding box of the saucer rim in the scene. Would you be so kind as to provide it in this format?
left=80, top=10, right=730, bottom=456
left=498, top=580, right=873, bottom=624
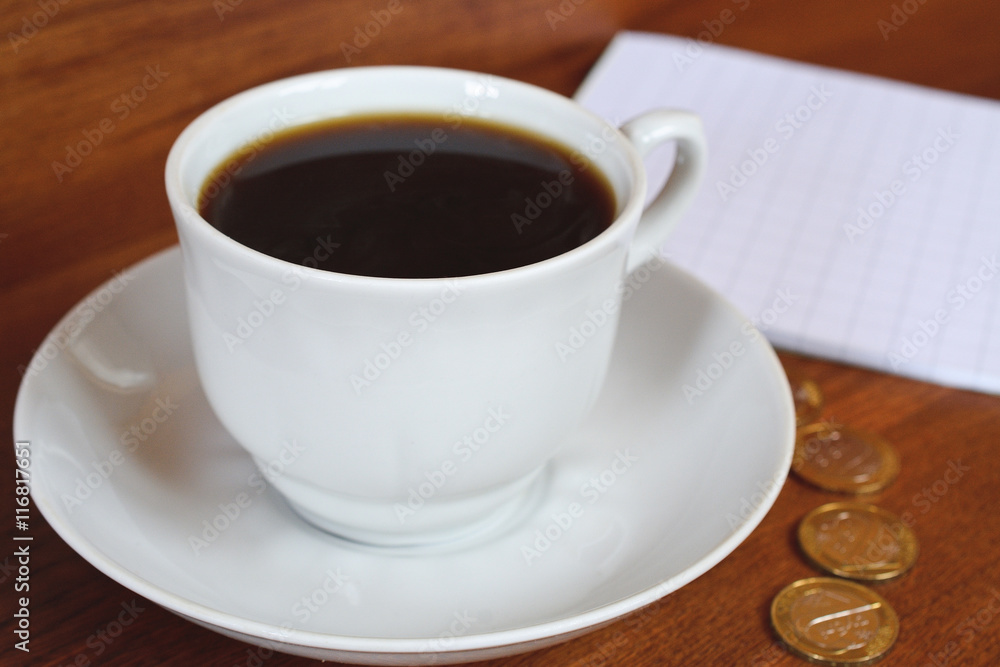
left=13, top=245, right=794, bottom=657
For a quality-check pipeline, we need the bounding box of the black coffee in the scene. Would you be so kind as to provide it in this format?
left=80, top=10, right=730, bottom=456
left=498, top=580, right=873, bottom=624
left=198, top=114, right=616, bottom=278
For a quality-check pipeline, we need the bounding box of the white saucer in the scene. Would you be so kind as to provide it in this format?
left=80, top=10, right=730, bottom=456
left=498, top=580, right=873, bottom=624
left=14, top=247, right=794, bottom=665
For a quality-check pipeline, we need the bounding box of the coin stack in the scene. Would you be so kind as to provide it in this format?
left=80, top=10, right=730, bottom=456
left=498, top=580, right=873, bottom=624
left=769, top=372, right=918, bottom=666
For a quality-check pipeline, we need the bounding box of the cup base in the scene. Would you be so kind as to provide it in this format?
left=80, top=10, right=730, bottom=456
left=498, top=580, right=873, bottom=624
left=265, top=464, right=550, bottom=551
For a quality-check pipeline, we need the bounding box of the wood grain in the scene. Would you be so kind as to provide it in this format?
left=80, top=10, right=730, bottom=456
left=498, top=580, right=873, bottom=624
left=2, top=0, right=999, bottom=665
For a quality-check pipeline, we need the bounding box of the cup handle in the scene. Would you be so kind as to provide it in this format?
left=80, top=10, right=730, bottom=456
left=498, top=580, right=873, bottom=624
left=619, top=111, right=708, bottom=274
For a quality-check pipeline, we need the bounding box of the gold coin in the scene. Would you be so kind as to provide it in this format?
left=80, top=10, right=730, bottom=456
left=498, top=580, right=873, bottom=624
left=798, top=502, right=918, bottom=581
left=792, top=422, right=899, bottom=494
left=787, top=372, right=824, bottom=426
left=771, top=577, right=899, bottom=665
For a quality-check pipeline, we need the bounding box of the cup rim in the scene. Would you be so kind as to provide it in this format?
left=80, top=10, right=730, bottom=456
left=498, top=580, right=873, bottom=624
left=165, top=65, right=648, bottom=287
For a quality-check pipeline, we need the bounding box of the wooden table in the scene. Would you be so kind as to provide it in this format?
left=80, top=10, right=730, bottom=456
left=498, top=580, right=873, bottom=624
left=3, top=1, right=999, bottom=665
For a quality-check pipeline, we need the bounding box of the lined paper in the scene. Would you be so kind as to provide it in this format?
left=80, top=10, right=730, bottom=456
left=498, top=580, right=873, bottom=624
left=576, top=31, right=1000, bottom=394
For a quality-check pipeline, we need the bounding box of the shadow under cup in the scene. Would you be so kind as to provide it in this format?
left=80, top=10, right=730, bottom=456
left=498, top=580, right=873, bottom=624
left=165, top=66, right=650, bottom=548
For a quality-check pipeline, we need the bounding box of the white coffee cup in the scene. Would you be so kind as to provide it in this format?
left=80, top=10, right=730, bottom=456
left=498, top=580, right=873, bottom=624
left=165, top=66, right=706, bottom=547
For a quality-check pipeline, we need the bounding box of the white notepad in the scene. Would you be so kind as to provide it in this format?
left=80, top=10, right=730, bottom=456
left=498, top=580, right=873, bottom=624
left=576, top=31, right=1000, bottom=394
